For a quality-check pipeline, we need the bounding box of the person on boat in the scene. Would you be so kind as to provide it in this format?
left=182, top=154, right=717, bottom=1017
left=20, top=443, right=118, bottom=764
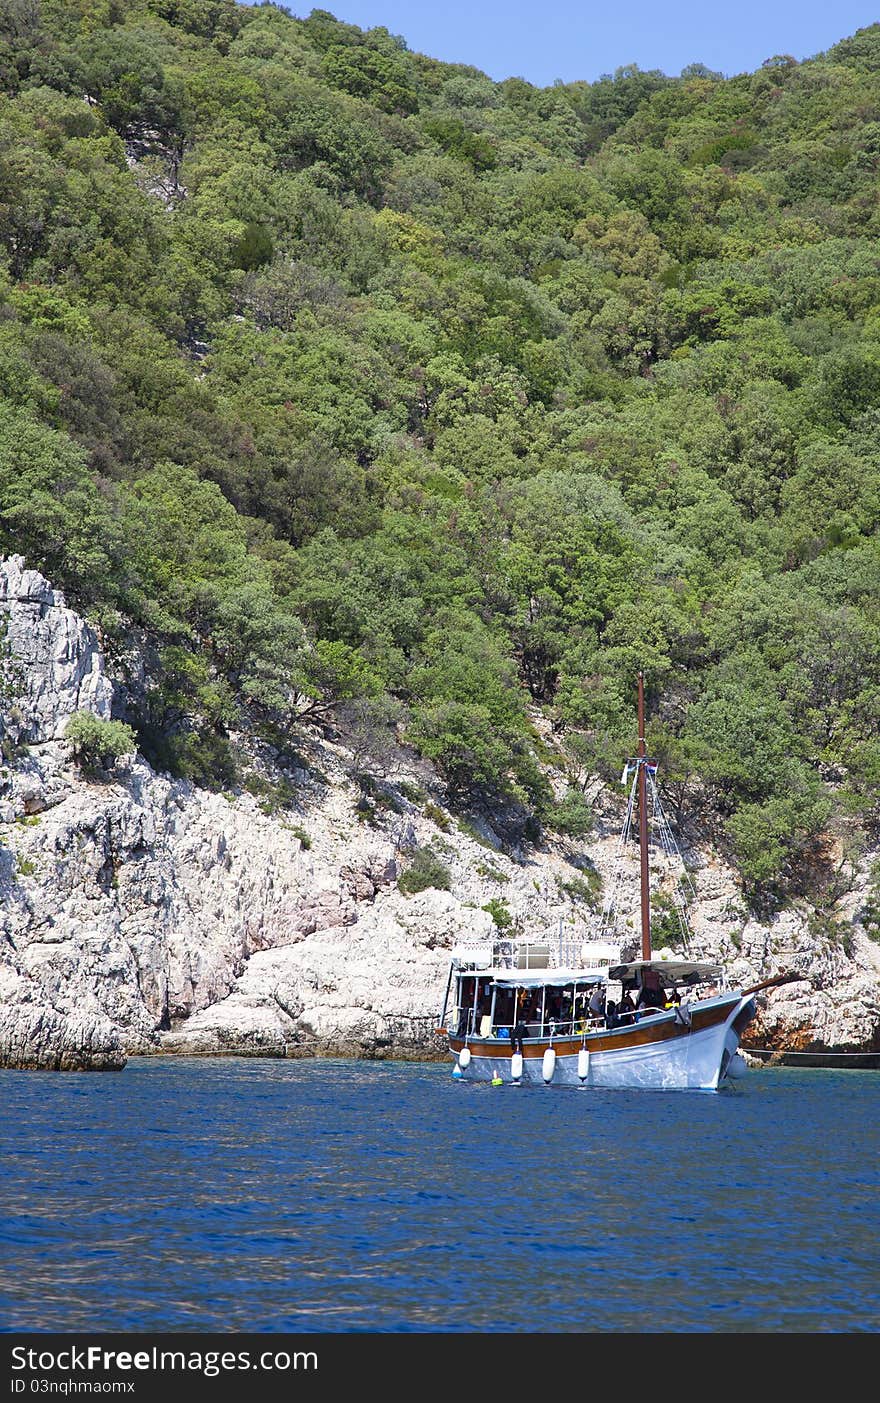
left=605, top=1000, right=619, bottom=1029
left=643, top=987, right=666, bottom=1010
left=637, top=972, right=666, bottom=1012
left=618, top=989, right=636, bottom=1022
left=572, top=990, right=589, bottom=1033
left=510, top=1018, right=528, bottom=1055
left=588, top=985, right=605, bottom=1020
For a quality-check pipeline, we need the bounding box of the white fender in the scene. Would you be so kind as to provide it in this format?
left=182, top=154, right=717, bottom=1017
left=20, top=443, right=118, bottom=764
left=458, top=1046, right=471, bottom=1069
left=727, top=1050, right=748, bottom=1079
left=577, top=1048, right=590, bottom=1081
left=542, top=1047, right=556, bottom=1083
left=510, top=1052, right=523, bottom=1081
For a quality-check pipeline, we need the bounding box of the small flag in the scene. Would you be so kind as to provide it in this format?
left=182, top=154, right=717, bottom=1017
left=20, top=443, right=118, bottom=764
left=646, top=762, right=658, bottom=775
left=621, top=763, right=630, bottom=786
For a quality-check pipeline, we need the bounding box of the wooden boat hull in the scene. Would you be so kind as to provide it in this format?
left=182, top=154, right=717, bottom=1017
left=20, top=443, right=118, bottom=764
left=448, top=994, right=756, bottom=1091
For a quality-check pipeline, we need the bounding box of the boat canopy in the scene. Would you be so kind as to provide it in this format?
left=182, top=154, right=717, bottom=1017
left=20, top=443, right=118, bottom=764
left=488, top=969, right=606, bottom=989
left=609, top=959, right=723, bottom=984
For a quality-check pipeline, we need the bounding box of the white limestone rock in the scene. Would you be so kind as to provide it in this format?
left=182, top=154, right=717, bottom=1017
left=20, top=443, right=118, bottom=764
left=0, top=555, right=113, bottom=745
left=0, top=951, right=127, bottom=1071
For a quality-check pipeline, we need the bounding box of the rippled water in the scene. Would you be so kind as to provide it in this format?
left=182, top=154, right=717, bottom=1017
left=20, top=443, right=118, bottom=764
left=1, top=1057, right=878, bottom=1333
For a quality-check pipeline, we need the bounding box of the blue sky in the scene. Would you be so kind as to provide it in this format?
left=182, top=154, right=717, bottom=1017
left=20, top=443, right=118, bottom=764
left=284, top=2, right=880, bottom=86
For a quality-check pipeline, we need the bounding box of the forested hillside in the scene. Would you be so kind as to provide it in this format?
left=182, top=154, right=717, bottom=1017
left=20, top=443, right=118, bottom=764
left=1, top=0, right=879, bottom=905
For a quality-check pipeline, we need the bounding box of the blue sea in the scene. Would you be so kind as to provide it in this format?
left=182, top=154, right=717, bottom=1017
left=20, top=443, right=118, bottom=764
left=1, top=1057, right=878, bottom=1334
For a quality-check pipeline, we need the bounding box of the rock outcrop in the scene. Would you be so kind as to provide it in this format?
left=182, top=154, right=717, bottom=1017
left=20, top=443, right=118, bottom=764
left=1, top=554, right=879, bottom=1069
left=0, top=556, right=112, bottom=747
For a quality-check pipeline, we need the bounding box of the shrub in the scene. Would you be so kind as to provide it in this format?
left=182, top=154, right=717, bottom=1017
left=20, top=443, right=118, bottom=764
left=397, top=781, right=426, bottom=803
left=651, top=892, right=687, bottom=950
left=354, top=774, right=402, bottom=819
left=153, top=726, right=238, bottom=790
left=246, top=772, right=298, bottom=815
left=482, top=898, right=512, bottom=930
left=545, top=787, right=594, bottom=839
left=557, top=869, right=602, bottom=908
left=398, top=847, right=452, bottom=895
left=477, top=860, right=508, bottom=884
left=65, top=712, right=135, bottom=772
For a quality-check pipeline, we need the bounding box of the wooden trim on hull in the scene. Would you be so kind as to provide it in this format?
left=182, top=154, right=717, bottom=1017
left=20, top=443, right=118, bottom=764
left=731, top=998, right=757, bottom=1039
left=449, top=995, right=748, bottom=1060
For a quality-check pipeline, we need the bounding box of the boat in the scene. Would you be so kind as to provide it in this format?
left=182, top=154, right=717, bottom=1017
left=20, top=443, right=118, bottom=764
left=437, top=671, right=797, bottom=1091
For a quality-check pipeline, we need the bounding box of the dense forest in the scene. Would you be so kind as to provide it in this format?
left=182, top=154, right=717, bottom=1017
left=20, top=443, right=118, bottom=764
left=1, top=0, right=879, bottom=906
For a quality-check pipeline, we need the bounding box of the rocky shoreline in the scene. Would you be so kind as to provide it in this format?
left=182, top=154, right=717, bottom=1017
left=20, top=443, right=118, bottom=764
left=2, top=554, right=879, bottom=1071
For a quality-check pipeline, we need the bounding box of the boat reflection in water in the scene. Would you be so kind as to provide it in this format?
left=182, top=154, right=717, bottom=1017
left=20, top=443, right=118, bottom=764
left=438, top=672, right=796, bottom=1092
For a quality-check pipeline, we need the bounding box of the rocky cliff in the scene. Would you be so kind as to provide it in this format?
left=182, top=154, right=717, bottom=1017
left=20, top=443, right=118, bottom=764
left=2, top=554, right=879, bottom=1069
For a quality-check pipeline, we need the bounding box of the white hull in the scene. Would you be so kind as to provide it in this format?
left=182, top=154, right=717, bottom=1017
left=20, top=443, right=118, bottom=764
left=452, top=996, right=753, bottom=1092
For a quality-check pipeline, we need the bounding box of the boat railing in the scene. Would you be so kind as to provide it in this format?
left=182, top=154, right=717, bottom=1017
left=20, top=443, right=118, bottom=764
left=450, top=1012, right=622, bottom=1040
left=448, top=1003, right=692, bottom=1040
left=487, top=935, right=615, bottom=972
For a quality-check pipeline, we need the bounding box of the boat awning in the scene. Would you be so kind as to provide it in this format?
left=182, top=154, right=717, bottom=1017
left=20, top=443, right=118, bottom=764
left=489, top=969, right=606, bottom=989
left=609, top=960, right=723, bottom=984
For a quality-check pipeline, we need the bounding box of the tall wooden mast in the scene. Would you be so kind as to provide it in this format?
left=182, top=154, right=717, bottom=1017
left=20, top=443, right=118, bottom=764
left=637, top=670, right=652, bottom=961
